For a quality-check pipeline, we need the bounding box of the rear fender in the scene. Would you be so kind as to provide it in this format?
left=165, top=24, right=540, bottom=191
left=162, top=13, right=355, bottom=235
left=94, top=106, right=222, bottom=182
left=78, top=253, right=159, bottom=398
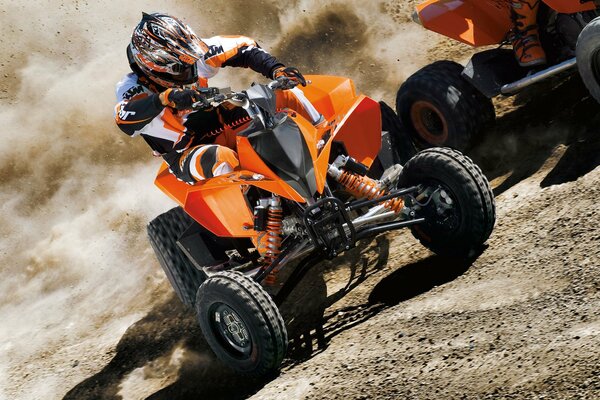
left=416, top=0, right=512, bottom=46
left=416, top=0, right=595, bottom=47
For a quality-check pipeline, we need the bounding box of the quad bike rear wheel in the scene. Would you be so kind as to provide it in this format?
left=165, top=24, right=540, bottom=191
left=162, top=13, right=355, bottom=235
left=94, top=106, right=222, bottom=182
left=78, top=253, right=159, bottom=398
left=196, top=271, right=287, bottom=375
left=396, top=61, right=495, bottom=151
left=399, top=147, right=496, bottom=257
left=576, top=16, right=600, bottom=103
left=147, top=207, right=208, bottom=306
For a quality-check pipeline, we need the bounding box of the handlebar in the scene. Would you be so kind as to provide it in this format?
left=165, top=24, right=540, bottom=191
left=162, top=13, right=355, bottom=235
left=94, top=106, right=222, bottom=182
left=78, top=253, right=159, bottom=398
left=191, top=90, right=246, bottom=110
left=191, top=77, right=308, bottom=110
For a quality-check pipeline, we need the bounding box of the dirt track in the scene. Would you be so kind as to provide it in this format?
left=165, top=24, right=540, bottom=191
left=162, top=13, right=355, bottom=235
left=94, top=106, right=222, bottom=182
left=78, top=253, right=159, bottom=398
left=62, top=82, right=600, bottom=399
left=1, top=1, right=599, bottom=399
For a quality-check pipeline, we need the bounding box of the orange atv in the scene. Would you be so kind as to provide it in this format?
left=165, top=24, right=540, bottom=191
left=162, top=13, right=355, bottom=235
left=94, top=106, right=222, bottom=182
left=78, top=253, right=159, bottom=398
left=396, top=0, right=600, bottom=150
left=146, top=75, right=495, bottom=375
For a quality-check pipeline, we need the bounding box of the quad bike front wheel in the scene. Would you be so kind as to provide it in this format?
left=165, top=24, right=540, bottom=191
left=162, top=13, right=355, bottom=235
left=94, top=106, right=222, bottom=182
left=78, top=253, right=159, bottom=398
left=398, top=147, right=496, bottom=257
left=576, top=16, right=600, bottom=103
left=396, top=61, right=495, bottom=151
left=147, top=207, right=208, bottom=306
left=196, top=271, right=287, bottom=375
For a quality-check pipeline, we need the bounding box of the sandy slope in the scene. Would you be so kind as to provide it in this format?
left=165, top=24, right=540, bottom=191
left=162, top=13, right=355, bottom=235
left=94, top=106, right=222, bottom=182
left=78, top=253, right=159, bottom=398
left=251, top=147, right=600, bottom=400
left=1, top=1, right=599, bottom=399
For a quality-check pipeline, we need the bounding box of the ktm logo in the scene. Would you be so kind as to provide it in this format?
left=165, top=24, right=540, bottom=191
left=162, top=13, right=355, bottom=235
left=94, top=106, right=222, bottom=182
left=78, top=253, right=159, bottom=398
left=204, top=45, right=224, bottom=59
left=123, top=85, right=144, bottom=100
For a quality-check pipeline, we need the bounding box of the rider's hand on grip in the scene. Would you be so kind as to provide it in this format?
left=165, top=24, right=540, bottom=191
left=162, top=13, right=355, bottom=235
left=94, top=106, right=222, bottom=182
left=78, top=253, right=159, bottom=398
left=159, top=88, right=208, bottom=110
left=273, top=66, right=307, bottom=87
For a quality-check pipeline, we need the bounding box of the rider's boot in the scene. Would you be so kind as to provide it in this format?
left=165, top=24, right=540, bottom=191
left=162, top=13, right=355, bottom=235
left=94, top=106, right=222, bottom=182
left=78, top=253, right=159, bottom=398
left=510, top=0, right=547, bottom=68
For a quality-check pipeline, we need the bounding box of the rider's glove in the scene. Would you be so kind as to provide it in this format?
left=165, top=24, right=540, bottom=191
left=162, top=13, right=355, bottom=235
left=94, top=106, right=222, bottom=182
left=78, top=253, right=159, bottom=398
left=272, top=66, right=307, bottom=86
left=159, top=88, right=207, bottom=110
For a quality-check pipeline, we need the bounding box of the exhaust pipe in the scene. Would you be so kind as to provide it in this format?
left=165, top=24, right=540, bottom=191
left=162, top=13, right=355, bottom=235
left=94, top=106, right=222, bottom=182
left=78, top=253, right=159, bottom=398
left=500, top=57, right=577, bottom=95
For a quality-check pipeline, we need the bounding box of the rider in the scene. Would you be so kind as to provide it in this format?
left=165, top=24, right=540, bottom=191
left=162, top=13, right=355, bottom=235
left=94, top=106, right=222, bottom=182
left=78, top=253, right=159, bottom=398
left=115, top=12, right=322, bottom=184
left=510, top=0, right=546, bottom=67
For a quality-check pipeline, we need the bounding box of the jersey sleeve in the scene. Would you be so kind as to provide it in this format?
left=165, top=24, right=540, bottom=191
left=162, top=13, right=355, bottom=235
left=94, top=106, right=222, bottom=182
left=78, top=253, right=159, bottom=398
left=114, top=75, right=165, bottom=136
left=113, top=74, right=191, bottom=155
left=203, top=36, right=284, bottom=79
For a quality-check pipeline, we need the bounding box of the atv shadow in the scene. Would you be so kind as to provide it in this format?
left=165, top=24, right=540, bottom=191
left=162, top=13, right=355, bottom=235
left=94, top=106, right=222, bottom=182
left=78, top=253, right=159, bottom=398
left=62, top=236, right=388, bottom=400
left=62, top=238, right=387, bottom=399
left=539, top=125, right=600, bottom=188
left=469, top=75, right=600, bottom=195
left=63, top=236, right=477, bottom=399
left=62, top=295, right=271, bottom=400
left=279, top=239, right=481, bottom=368
left=278, top=235, right=391, bottom=362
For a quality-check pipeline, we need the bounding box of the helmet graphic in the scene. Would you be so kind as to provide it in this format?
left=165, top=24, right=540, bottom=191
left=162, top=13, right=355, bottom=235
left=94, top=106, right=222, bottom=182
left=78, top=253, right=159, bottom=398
left=129, top=12, right=206, bottom=88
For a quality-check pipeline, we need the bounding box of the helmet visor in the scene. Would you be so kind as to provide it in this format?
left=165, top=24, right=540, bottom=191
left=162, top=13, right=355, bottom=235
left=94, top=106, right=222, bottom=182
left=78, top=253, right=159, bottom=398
left=153, top=62, right=198, bottom=86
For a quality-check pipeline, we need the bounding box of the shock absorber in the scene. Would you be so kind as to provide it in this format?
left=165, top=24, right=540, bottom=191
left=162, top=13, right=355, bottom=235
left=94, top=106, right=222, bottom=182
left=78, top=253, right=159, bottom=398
left=338, top=170, right=384, bottom=200
left=262, top=196, right=283, bottom=284
left=332, top=167, right=404, bottom=213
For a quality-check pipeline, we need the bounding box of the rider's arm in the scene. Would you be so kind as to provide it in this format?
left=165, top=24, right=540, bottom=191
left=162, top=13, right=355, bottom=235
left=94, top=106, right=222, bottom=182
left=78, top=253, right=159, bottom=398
left=114, top=75, right=164, bottom=136
left=115, top=94, right=164, bottom=136
left=203, top=35, right=284, bottom=79
left=114, top=75, right=195, bottom=156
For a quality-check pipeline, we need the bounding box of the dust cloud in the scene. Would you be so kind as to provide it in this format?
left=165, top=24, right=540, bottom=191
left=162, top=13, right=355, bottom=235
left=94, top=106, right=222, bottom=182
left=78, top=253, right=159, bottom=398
left=0, top=1, right=439, bottom=398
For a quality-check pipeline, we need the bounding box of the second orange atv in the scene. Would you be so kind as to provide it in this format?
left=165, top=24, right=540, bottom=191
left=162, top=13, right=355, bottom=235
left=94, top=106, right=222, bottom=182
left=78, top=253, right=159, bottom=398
left=396, top=0, right=600, bottom=150
left=147, top=75, right=495, bottom=376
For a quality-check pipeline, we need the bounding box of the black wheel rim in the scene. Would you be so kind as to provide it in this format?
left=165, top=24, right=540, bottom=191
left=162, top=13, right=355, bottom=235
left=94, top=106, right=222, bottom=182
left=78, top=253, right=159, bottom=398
left=210, top=303, right=252, bottom=358
left=417, top=181, right=462, bottom=235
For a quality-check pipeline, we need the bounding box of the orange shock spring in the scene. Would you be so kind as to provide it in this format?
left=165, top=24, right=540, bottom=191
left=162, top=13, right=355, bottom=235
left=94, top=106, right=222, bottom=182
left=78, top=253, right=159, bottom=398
left=338, top=171, right=404, bottom=213
left=264, top=203, right=284, bottom=284
left=338, top=171, right=384, bottom=199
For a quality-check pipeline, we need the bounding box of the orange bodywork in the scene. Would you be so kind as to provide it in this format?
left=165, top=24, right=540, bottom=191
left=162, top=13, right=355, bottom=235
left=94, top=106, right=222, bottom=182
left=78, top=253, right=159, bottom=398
left=154, top=75, right=382, bottom=243
left=416, top=0, right=595, bottom=47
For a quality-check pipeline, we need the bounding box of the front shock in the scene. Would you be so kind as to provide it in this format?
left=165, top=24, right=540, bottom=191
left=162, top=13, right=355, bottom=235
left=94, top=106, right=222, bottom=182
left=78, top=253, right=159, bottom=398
left=333, top=166, right=404, bottom=213
left=255, top=196, right=284, bottom=284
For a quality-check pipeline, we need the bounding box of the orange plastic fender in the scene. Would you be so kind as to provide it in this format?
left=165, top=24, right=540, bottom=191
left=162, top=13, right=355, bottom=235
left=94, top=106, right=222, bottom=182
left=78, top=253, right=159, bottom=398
left=416, top=0, right=595, bottom=47
left=154, top=163, right=191, bottom=206
left=328, top=94, right=382, bottom=168
left=416, top=0, right=512, bottom=47
left=155, top=164, right=306, bottom=237
left=183, top=171, right=308, bottom=238
left=184, top=183, right=254, bottom=238
left=299, top=75, right=359, bottom=120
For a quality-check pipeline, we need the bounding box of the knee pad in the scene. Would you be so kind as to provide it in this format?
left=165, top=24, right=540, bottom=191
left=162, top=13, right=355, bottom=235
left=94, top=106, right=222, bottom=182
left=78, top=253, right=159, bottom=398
left=185, top=145, right=240, bottom=182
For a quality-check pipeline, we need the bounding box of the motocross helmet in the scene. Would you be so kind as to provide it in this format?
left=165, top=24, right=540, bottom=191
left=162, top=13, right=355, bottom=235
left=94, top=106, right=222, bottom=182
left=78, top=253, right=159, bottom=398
left=128, top=12, right=206, bottom=88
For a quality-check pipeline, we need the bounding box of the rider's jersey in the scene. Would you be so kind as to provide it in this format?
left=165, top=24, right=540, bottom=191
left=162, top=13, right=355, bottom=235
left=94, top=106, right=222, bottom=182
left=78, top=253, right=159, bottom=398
left=114, top=35, right=283, bottom=157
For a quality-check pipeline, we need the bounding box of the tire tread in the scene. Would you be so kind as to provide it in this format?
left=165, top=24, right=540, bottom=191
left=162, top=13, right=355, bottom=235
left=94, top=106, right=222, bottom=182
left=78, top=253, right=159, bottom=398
left=147, top=207, right=207, bottom=306
left=400, top=148, right=496, bottom=255
left=196, top=271, right=287, bottom=375
left=396, top=60, right=495, bottom=150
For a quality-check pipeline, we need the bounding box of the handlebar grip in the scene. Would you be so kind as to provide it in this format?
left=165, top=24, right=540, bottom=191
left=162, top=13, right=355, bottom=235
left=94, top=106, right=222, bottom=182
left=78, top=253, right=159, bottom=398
left=192, top=99, right=211, bottom=109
